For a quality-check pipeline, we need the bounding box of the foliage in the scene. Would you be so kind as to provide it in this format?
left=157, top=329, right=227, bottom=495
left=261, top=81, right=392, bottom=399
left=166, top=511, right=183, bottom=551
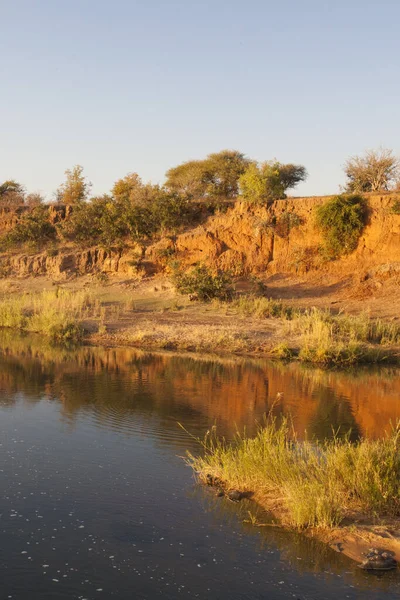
left=391, top=199, right=400, bottom=215
left=57, top=165, right=91, bottom=204
left=274, top=211, right=303, bottom=238
left=111, top=172, right=143, bottom=202
left=165, top=150, right=250, bottom=198
left=111, top=172, right=157, bottom=205
left=315, top=194, right=367, bottom=259
left=1, top=205, right=56, bottom=249
left=186, top=419, right=400, bottom=529
left=173, top=264, right=233, bottom=302
left=0, top=180, right=25, bottom=207
left=59, top=190, right=195, bottom=248
left=344, top=148, right=400, bottom=193
left=239, top=161, right=307, bottom=202
left=165, top=160, right=209, bottom=197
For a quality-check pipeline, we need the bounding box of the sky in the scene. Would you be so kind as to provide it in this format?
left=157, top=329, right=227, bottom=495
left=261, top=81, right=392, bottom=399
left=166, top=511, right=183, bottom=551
left=1, top=0, right=399, bottom=199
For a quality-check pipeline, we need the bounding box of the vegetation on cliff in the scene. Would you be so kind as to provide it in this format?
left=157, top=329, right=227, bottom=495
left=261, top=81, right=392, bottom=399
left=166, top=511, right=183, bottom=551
left=315, top=194, right=367, bottom=259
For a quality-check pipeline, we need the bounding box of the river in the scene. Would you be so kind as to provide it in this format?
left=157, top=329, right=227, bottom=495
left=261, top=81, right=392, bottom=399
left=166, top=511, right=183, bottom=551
left=0, top=332, right=399, bottom=599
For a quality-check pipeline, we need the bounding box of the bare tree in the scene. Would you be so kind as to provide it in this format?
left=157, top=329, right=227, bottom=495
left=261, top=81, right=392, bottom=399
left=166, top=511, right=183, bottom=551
left=344, top=148, right=400, bottom=193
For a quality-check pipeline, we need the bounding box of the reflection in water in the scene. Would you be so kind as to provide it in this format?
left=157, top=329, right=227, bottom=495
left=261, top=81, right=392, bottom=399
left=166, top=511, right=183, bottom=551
left=0, top=332, right=399, bottom=599
left=0, top=332, right=399, bottom=441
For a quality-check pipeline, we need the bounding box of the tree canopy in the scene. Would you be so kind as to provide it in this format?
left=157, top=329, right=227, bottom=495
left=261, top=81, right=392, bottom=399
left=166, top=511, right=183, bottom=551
left=239, top=161, right=307, bottom=202
left=57, top=165, right=92, bottom=204
left=344, top=148, right=400, bottom=193
left=165, top=150, right=250, bottom=198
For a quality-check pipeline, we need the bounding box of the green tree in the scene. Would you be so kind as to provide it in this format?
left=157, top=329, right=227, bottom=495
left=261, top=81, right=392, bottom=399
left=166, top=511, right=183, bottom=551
left=344, top=148, right=400, bottom=193
left=239, top=161, right=307, bottom=202
left=204, top=150, right=251, bottom=198
left=165, top=160, right=209, bottom=197
left=57, top=165, right=91, bottom=204
left=165, top=150, right=250, bottom=199
left=2, top=205, right=56, bottom=248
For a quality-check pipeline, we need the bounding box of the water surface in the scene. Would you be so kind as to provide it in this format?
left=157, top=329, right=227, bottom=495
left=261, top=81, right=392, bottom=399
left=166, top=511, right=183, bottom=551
left=1, top=333, right=400, bottom=599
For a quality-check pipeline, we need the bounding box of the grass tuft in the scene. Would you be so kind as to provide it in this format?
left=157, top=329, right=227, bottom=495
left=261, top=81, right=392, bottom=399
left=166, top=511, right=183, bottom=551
left=186, top=419, right=400, bottom=529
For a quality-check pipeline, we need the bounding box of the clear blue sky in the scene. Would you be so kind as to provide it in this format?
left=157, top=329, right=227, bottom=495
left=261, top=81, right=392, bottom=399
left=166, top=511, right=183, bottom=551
left=1, top=0, right=399, bottom=199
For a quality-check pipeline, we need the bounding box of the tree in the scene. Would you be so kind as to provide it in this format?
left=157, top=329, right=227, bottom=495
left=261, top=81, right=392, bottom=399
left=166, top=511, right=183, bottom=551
left=0, top=180, right=25, bottom=207
left=239, top=161, right=307, bottom=202
left=111, top=172, right=157, bottom=205
left=165, top=150, right=250, bottom=199
left=344, top=148, right=400, bottom=193
left=57, top=165, right=91, bottom=204
left=165, top=160, right=210, bottom=197
left=26, top=192, right=44, bottom=207
left=203, top=150, right=251, bottom=198
left=112, top=172, right=143, bottom=202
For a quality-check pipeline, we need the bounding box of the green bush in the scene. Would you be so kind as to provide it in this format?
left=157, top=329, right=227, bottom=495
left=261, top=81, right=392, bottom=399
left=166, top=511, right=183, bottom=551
left=315, top=195, right=367, bottom=259
left=391, top=199, right=400, bottom=215
left=1, top=205, right=56, bottom=249
left=173, top=264, right=233, bottom=302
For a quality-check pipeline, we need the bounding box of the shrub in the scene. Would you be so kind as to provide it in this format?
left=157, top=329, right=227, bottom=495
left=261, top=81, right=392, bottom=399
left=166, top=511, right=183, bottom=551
left=315, top=194, right=367, bottom=259
left=173, top=264, right=233, bottom=302
left=1, top=205, right=56, bottom=249
left=391, top=199, right=400, bottom=215
left=274, top=211, right=303, bottom=238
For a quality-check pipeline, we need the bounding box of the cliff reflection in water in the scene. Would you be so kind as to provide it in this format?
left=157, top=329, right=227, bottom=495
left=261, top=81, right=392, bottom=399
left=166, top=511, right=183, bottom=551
left=0, top=331, right=399, bottom=442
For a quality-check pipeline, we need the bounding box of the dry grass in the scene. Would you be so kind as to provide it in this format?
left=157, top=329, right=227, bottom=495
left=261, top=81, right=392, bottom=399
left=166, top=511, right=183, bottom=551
left=186, top=418, right=400, bottom=529
left=113, top=321, right=253, bottom=353
left=0, top=288, right=98, bottom=342
left=284, top=308, right=400, bottom=365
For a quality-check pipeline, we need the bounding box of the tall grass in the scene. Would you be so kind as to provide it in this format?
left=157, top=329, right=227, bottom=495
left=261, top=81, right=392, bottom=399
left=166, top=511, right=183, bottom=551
left=230, top=295, right=295, bottom=319
left=284, top=308, right=400, bottom=365
left=0, top=289, right=97, bottom=342
left=186, top=419, right=400, bottom=529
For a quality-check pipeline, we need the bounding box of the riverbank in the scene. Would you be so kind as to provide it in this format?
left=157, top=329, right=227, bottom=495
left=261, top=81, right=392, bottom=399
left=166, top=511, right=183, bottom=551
left=0, top=275, right=399, bottom=365
left=186, top=419, right=400, bottom=566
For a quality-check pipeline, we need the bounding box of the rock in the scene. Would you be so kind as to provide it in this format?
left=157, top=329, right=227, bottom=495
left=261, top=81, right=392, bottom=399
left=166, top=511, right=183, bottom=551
left=227, top=490, right=244, bottom=502
left=359, top=548, right=397, bottom=571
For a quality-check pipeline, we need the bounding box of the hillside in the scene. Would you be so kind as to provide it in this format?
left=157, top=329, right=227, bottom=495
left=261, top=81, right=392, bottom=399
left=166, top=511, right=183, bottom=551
left=1, top=194, right=400, bottom=318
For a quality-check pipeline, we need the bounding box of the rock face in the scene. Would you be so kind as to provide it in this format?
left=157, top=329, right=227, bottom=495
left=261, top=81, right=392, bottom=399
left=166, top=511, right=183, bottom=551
left=1, top=194, right=400, bottom=281
left=2, top=247, right=143, bottom=280
left=172, top=195, right=400, bottom=277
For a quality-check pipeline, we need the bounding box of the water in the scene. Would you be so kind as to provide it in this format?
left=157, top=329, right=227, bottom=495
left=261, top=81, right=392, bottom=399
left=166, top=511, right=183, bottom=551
left=0, top=333, right=400, bottom=599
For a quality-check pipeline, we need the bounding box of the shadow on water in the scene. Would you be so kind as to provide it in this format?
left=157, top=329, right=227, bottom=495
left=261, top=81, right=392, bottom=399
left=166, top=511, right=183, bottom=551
left=0, top=331, right=400, bottom=599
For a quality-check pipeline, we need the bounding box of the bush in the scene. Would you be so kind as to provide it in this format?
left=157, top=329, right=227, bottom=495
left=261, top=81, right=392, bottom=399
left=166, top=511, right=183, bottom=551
left=173, top=264, right=233, bottom=302
left=274, top=211, right=303, bottom=238
left=1, top=205, right=56, bottom=249
left=391, top=199, right=400, bottom=215
left=315, top=195, right=367, bottom=259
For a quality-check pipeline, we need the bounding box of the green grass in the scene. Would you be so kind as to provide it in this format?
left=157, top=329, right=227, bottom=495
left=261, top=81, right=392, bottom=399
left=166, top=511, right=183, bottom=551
left=0, top=289, right=97, bottom=342
left=186, top=419, right=400, bottom=529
